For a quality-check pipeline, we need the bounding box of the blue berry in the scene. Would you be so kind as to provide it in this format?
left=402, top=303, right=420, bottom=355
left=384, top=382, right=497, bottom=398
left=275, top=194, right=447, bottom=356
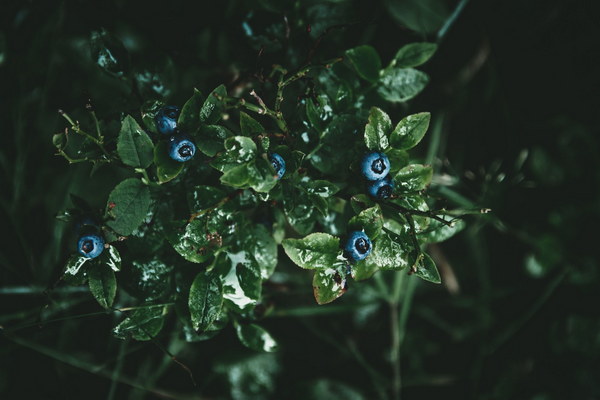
left=344, top=231, right=372, bottom=261
left=269, top=152, right=286, bottom=179
left=367, top=176, right=395, bottom=199
left=361, top=151, right=391, bottom=181
left=169, top=134, right=196, bottom=162
left=77, top=234, right=105, bottom=259
left=155, top=106, right=180, bottom=135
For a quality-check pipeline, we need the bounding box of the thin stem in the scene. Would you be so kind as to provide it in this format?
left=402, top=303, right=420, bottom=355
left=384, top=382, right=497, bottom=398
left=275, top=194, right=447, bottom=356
left=59, top=110, right=110, bottom=158
left=135, top=168, right=160, bottom=187
left=188, top=190, right=241, bottom=223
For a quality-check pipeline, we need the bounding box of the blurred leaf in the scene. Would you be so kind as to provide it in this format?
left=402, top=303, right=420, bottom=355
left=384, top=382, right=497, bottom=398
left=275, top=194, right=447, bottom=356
left=117, top=115, right=154, bottom=169
left=348, top=205, right=384, bottom=239
left=153, top=141, right=183, bottom=183
left=364, top=107, right=391, bottom=150
left=378, top=68, right=429, bottom=103
left=113, top=305, right=165, bottom=341
left=415, top=252, right=441, bottom=283
left=301, top=379, right=366, bottom=400
left=105, top=178, right=151, bottom=236
left=393, top=164, right=433, bottom=192
left=390, top=112, right=431, bottom=150
left=391, top=42, right=438, bottom=68
left=384, top=0, right=449, bottom=34
left=214, top=353, right=279, bottom=400
left=178, top=88, right=203, bottom=133
left=282, top=233, right=341, bottom=270
left=235, top=323, right=279, bottom=352
left=200, top=84, right=227, bottom=124
left=345, top=45, right=382, bottom=83
left=89, top=29, right=129, bottom=77
left=189, top=271, right=224, bottom=331
left=87, top=263, right=116, bottom=309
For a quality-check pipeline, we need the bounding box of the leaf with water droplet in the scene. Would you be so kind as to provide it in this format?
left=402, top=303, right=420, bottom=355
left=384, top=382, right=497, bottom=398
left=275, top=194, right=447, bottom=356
left=393, top=164, right=433, bottom=193
left=390, top=42, right=438, bottom=68
left=189, top=271, right=224, bottom=331
left=88, top=262, right=116, bottom=309
left=105, top=178, right=152, bottom=236
left=282, top=233, right=341, bottom=270
left=345, top=45, right=382, bottom=83
left=389, top=112, right=431, bottom=150
left=113, top=305, right=166, bottom=341
left=200, top=84, right=227, bottom=124
left=313, top=264, right=348, bottom=304
left=348, top=204, right=383, bottom=240
left=377, top=68, right=429, bottom=103
left=364, top=107, right=391, bottom=151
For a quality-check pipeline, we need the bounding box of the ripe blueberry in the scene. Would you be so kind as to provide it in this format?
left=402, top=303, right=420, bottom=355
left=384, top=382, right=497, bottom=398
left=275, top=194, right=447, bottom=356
left=155, top=106, right=180, bottom=135
left=367, top=176, right=395, bottom=199
left=77, top=234, right=105, bottom=259
left=344, top=231, right=372, bottom=261
left=169, top=134, right=196, bottom=162
left=269, top=152, right=286, bottom=179
left=361, top=151, right=391, bottom=181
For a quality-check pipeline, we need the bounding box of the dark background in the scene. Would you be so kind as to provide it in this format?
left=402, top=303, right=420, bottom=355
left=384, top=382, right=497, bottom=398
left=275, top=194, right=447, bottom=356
left=1, top=0, right=600, bottom=399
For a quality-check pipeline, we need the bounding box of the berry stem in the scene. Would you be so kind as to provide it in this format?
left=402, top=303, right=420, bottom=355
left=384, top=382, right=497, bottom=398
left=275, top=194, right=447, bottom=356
left=59, top=110, right=111, bottom=158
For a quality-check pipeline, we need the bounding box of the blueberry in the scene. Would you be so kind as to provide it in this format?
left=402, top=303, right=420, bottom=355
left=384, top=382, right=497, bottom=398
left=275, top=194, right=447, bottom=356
left=269, top=152, right=286, bottom=179
left=77, top=234, right=105, bottom=259
left=361, top=151, right=391, bottom=181
left=169, top=134, right=196, bottom=162
left=155, top=105, right=180, bottom=135
left=344, top=231, right=372, bottom=261
left=367, top=176, right=395, bottom=199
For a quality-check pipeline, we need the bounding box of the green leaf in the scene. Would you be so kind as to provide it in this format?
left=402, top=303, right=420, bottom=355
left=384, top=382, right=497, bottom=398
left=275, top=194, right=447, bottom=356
left=189, top=272, right=224, bottom=331
left=247, top=158, right=279, bottom=193
left=63, top=254, right=89, bottom=285
left=235, top=323, right=279, bottom=352
left=345, top=45, right=382, bottom=83
left=240, top=112, right=265, bottom=136
left=352, top=260, right=379, bottom=281
left=393, top=164, right=433, bottom=192
left=389, top=112, right=431, bottom=150
left=247, top=224, right=278, bottom=279
left=117, top=115, right=154, bottom=168
left=415, top=253, right=441, bottom=283
left=178, top=88, right=203, bottom=132
left=113, top=305, right=166, bottom=341
left=305, top=180, right=340, bottom=198
left=386, top=148, right=410, bottom=173
left=282, top=233, right=341, bottom=270
left=187, top=185, right=226, bottom=213
left=166, top=219, right=215, bottom=263
left=236, top=260, right=262, bottom=302
left=195, top=124, right=228, bottom=156
left=98, top=244, right=121, bottom=272
left=391, top=42, right=437, bottom=68
left=312, top=266, right=347, bottom=304
left=419, top=218, right=466, bottom=243
left=105, top=178, right=152, bottom=236
left=87, top=263, right=116, bottom=309
left=211, top=136, right=257, bottom=172
left=200, top=84, right=227, bottom=124
left=153, top=141, right=183, bottom=183
left=141, top=100, right=164, bottom=134
left=348, top=205, right=384, bottom=239
left=366, top=232, right=412, bottom=270
left=377, top=68, right=429, bottom=103
left=364, top=107, right=391, bottom=150
left=350, top=194, right=375, bottom=214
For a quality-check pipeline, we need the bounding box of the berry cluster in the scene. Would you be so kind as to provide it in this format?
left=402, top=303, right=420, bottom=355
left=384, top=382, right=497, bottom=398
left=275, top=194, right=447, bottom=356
left=361, top=151, right=394, bottom=199
left=155, top=106, right=197, bottom=162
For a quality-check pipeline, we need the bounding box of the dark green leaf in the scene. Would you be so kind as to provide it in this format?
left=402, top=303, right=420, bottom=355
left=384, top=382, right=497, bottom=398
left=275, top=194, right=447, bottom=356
left=178, top=88, right=203, bottom=132
left=117, top=115, right=154, bottom=168
left=364, top=107, right=391, bottom=150
left=282, top=233, right=341, bottom=270
left=352, top=259, right=379, bottom=281
left=366, top=232, right=412, bottom=270
left=393, top=164, right=433, bottom=192
left=306, top=180, right=340, bottom=198
left=348, top=205, right=383, bottom=239
left=236, top=260, right=262, bottom=302
left=419, top=218, right=465, bottom=243
left=87, top=263, right=116, bottom=309
left=391, top=42, right=438, bottom=68
left=235, top=323, right=279, bottom=352
left=350, top=194, right=375, bottom=214
left=63, top=255, right=89, bottom=285
left=200, top=84, right=227, bottom=124
left=377, top=68, right=429, bottom=103
left=141, top=100, right=164, bottom=134
left=89, top=29, right=129, bottom=77
left=154, top=141, right=183, bottom=183
left=384, top=0, right=449, bottom=34
left=211, top=136, right=257, bottom=172
left=189, top=272, right=224, bottom=331
left=386, top=148, right=410, bottom=173
left=247, top=224, right=278, bottom=279
left=389, top=112, right=431, bottom=150
left=240, top=112, right=265, bottom=136
left=187, top=185, right=226, bottom=213
left=113, top=305, right=166, bottom=341
left=98, top=244, right=121, bottom=272
left=105, top=178, right=152, bottom=235
left=312, top=265, right=347, bottom=304
left=415, top=253, right=441, bottom=283
left=195, top=124, right=228, bottom=156
left=345, top=45, right=382, bottom=83
left=166, top=219, right=215, bottom=263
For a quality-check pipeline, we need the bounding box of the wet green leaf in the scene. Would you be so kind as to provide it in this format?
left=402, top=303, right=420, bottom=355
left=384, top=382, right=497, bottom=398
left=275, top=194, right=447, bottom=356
left=348, top=205, right=383, bottom=239
left=367, top=232, right=412, bottom=270
left=391, top=42, right=438, bottom=68
left=313, top=265, right=347, bottom=304
left=235, top=323, right=279, bottom=352
left=99, top=244, right=121, bottom=272
left=178, top=88, right=203, bottom=133
left=305, top=180, right=340, bottom=198
left=211, top=136, right=257, bottom=172
left=282, top=233, right=341, bottom=270
left=105, top=178, right=151, bottom=236
left=240, top=112, right=265, bottom=136
left=187, top=185, right=227, bottom=213
left=166, top=219, right=215, bottom=263
left=378, top=68, right=429, bottom=103
left=390, top=112, right=431, bottom=150
left=364, top=107, right=391, bottom=150
left=63, top=254, right=89, bottom=284
left=117, top=115, right=154, bottom=169
left=415, top=253, right=441, bottom=283
left=154, top=141, right=183, bottom=183
left=141, top=100, right=164, bottom=134
left=247, top=224, right=278, bottom=279
left=350, top=194, right=375, bottom=214
left=352, top=259, right=379, bottom=281
left=189, top=271, right=224, bottom=331
left=386, top=148, right=410, bottom=173
left=200, top=84, right=227, bottom=124
left=393, top=164, right=433, bottom=192
left=345, top=45, right=382, bottom=83
left=113, top=305, right=166, bottom=341
left=87, top=263, right=116, bottom=309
